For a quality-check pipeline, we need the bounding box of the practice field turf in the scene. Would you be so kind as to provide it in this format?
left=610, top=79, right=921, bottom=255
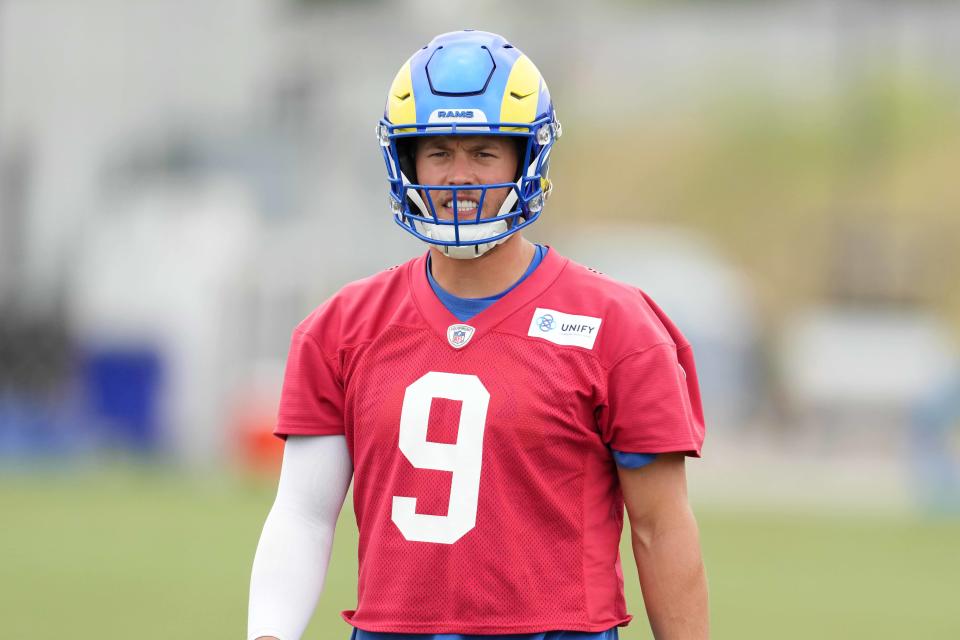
left=2, top=465, right=958, bottom=639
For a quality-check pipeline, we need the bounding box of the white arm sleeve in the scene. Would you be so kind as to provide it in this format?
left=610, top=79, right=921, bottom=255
left=247, top=435, right=353, bottom=640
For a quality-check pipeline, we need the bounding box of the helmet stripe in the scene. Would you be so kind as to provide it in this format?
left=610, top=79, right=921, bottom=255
left=387, top=60, right=417, bottom=127
left=499, top=55, right=542, bottom=129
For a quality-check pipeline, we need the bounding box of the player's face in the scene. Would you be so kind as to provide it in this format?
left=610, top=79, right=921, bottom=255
left=414, top=136, right=519, bottom=221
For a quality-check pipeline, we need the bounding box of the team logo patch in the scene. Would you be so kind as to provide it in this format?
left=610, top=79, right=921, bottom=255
left=527, top=307, right=602, bottom=349
left=447, top=323, right=476, bottom=349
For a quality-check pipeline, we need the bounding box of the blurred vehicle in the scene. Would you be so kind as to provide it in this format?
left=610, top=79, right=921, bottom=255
left=910, top=366, right=960, bottom=512
left=779, top=307, right=957, bottom=434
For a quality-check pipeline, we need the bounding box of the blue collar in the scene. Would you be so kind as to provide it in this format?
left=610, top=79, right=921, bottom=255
left=426, top=244, right=547, bottom=322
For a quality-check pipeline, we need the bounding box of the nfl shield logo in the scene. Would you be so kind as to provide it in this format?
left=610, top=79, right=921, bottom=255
left=446, top=323, right=476, bottom=349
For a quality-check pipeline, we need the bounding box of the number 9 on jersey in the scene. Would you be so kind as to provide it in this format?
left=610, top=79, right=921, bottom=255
left=392, top=371, right=491, bottom=544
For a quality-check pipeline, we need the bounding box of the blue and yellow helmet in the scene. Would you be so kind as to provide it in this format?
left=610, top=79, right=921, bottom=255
left=378, top=30, right=561, bottom=258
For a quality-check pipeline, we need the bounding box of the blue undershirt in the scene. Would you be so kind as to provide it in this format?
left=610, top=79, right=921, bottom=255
left=427, top=244, right=547, bottom=322
left=351, top=246, right=653, bottom=640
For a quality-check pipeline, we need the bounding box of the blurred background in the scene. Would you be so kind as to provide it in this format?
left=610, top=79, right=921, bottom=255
left=2, top=0, right=959, bottom=638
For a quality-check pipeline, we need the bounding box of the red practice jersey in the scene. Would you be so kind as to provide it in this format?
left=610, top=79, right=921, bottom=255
left=275, top=248, right=705, bottom=634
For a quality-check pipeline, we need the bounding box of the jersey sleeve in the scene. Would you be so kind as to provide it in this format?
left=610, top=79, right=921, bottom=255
left=274, top=327, right=345, bottom=438
left=598, top=342, right=705, bottom=457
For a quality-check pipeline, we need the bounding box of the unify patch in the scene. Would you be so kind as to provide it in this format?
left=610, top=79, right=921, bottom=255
left=527, top=308, right=602, bottom=349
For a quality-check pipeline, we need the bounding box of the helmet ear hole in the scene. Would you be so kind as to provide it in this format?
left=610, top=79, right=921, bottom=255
left=513, top=137, right=527, bottom=182
left=394, top=138, right=424, bottom=216
left=396, top=138, right=417, bottom=182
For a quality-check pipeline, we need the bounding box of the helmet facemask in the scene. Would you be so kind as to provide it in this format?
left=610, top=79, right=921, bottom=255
left=380, top=122, right=559, bottom=259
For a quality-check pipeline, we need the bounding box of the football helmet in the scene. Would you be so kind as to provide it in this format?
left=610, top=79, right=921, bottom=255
left=378, top=30, right=561, bottom=259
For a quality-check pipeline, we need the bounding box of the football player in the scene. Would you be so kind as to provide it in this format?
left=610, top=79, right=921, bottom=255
left=248, top=30, right=708, bottom=640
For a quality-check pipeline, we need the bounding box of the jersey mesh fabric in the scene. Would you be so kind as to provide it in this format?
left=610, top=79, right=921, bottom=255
left=343, top=325, right=614, bottom=632
left=274, top=248, right=705, bottom=634
left=427, top=245, right=657, bottom=472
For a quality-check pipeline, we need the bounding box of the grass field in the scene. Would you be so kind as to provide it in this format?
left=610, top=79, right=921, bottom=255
left=2, top=465, right=959, bottom=639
